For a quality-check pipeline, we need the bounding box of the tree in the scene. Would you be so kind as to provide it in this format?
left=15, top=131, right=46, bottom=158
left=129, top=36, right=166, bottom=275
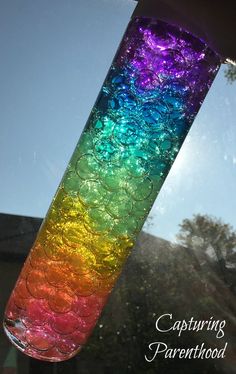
left=224, top=64, right=236, bottom=83
left=177, top=214, right=236, bottom=286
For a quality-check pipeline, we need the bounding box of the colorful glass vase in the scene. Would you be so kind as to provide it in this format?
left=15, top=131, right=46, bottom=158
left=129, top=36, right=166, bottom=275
left=3, top=16, right=220, bottom=361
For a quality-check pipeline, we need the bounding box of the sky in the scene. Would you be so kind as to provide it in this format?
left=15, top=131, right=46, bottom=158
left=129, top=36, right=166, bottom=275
left=0, top=0, right=236, bottom=242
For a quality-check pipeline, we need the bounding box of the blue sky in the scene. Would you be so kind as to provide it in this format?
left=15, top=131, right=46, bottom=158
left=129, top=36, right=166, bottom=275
left=1, top=0, right=236, bottom=241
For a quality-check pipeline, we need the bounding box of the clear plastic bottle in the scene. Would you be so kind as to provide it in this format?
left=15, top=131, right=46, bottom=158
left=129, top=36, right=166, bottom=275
left=3, top=10, right=220, bottom=362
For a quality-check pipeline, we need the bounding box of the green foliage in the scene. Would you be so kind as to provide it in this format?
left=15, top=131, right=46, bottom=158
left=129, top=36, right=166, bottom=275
left=177, top=214, right=236, bottom=261
left=224, top=64, right=236, bottom=83
left=177, top=214, right=236, bottom=291
left=177, top=214, right=236, bottom=252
